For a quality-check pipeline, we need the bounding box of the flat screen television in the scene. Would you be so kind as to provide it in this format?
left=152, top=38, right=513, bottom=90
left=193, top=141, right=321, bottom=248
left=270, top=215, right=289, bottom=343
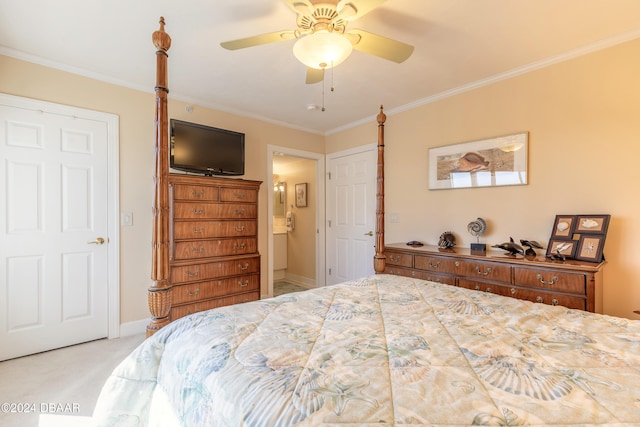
left=170, top=119, right=245, bottom=176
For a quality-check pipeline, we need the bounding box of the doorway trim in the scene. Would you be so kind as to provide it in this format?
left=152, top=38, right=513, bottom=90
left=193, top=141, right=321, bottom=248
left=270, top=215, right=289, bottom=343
left=267, top=145, right=325, bottom=297
left=0, top=93, right=120, bottom=339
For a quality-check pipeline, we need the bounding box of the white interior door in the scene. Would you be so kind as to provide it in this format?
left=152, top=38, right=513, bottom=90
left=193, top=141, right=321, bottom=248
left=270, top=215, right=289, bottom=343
left=0, top=101, right=110, bottom=361
left=326, top=145, right=376, bottom=286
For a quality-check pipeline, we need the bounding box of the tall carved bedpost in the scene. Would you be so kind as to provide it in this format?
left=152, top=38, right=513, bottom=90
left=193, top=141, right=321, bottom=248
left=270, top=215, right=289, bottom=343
left=374, top=105, right=387, bottom=274
left=147, top=17, right=172, bottom=336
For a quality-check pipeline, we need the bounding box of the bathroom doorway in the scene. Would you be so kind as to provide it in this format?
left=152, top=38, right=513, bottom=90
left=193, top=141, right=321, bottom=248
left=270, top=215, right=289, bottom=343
left=267, top=146, right=325, bottom=298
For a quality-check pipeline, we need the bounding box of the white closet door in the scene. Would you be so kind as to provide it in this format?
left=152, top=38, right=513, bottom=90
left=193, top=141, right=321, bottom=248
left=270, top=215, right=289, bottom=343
left=326, top=146, right=376, bottom=286
left=0, top=102, right=110, bottom=361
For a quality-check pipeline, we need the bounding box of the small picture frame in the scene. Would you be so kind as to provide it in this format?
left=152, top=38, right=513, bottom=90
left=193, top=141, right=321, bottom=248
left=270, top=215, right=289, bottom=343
left=295, top=183, right=308, bottom=208
left=575, top=235, right=605, bottom=262
left=546, top=239, right=577, bottom=259
left=551, top=215, right=576, bottom=238
left=575, top=215, right=610, bottom=234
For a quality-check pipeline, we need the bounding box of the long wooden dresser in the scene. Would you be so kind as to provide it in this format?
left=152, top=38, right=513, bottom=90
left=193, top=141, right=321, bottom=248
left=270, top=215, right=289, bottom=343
left=384, top=242, right=605, bottom=313
left=168, top=174, right=261, bottom=321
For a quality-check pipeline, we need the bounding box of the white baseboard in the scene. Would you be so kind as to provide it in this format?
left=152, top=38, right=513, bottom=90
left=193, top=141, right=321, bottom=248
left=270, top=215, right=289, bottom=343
left=119, top=318, right=148, bottom=337
left=284, top=273, right=316, bottom=289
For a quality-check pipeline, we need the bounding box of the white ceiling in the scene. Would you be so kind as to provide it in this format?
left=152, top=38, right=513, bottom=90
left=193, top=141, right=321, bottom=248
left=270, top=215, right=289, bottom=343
left=1, top=0, right=640, bottom=135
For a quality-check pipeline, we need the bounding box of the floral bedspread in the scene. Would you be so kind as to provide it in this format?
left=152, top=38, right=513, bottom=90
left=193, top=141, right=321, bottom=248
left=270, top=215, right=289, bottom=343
left=93, top=274, right=640, bottom=426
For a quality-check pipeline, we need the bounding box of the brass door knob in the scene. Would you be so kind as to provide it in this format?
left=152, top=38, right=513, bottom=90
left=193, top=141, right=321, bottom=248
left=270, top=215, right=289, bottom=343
left=364, top=231, right=373, bottom=236
left=88, top=237, right=105, bottom=245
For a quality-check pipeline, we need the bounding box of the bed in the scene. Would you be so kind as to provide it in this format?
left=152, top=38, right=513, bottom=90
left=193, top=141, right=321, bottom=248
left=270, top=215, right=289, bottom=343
left=94, top=273, right=640, bottom=426
left=93, top=18, right=640, bottom=426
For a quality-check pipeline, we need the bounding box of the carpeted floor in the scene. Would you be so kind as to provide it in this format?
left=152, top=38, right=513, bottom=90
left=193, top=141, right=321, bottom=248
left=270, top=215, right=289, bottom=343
left=0, top=333, right=145, bottom=427
left=0, top=283, right=308, bottom=426
left=273, top=280, right=308, bottom=296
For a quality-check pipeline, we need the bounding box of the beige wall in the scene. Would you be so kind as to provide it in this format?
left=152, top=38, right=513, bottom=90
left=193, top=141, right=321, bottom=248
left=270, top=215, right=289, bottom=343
left=283, top=159, right=317, bottom=283
left=327, top=38, right=640, bottom=319
left=3, top=35, right=640, bottom=325
left=0, top=54, right=324, bottom=325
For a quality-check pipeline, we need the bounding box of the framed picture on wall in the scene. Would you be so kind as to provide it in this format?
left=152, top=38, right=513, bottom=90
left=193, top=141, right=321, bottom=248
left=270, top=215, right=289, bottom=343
left=295, top=183, right=308, bottom=207
left=428, top=132, right=528, bottom=190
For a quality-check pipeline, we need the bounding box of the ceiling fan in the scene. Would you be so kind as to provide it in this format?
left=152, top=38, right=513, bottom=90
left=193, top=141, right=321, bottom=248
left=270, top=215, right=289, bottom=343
left=220, top=0, right=414, bottom=84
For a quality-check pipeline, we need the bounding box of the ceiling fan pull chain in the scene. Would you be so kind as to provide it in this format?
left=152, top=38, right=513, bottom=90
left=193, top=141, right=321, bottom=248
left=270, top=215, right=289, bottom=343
left=321, top=66, right=326, bottom=112
left=331, top=61, right=335, bottom=93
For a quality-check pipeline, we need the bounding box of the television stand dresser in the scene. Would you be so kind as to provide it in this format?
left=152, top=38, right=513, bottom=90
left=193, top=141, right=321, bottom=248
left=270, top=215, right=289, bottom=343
left=384, top=243, right=605, bottom=312
left=168, top=174, right=262, bottom=321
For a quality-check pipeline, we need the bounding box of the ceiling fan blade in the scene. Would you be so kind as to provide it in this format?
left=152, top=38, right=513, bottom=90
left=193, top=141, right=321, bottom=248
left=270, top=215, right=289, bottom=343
left=284, top=0, right=314, bottom=16
left=305, top=67, right=324, bottom=84
left=337, top=0, right=386, bottom=21
left=220, top=30, right=297, bottom=50
left=345, top=29, right=414, bottom=63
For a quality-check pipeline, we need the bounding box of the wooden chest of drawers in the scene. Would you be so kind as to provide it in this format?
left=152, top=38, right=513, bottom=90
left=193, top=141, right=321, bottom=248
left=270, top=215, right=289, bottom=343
left=168, top=174, right=261, bottom=321
left=384, top=243, right=605, bottom=312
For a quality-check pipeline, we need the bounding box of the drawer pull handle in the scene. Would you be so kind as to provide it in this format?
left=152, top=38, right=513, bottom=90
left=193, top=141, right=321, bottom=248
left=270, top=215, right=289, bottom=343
left=536, top=296, right=544, bottom=303
left=475, top=266, right=492, bottom=276
left=234, top=242, right=246, bottom=250
left=190, top=207, right=204, bottom=215
left=411, top=271, right=416, bottom=276
left=552, top=299, right=559, bottom=306
left=190, top=189, right=205, bottom=198
left=234, top=225, right=245, bottom=232
left=389, top=255, right=401, bottom=262
left=237, top=262, right=250, bottom=271
left=233, top=192, right=246, bottom=199
left=510, top=288, right=516, bottom=295
left=455, top=261, right=460, bottom=267
left=536, top=274, right=558, bottom=286
left=485, top=288, right=492, bottom=293
left=185, top=268, right=200, bottom=277
left=185, top=288, right=200, bottom=296
left=428, top=260, right=441, bottom=269
left=191, top=226, right=205, bottom=233
left=238, top=280, right=249, bottom=287
left=234, top=208, right=246, bottom=216
left=191, top=245, right=205, bottom=253
left=475, top=285, right=481, bottom=291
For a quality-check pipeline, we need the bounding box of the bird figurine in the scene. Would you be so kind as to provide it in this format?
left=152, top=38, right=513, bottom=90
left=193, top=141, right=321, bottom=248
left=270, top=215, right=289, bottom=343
left=492, top=237, right=524, bottom=256
left=520, top=239, right=544, bottom=257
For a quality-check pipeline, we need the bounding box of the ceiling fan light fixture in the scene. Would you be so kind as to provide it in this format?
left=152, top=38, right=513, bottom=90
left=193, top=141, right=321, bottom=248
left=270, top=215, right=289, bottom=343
left=293, top=31, right=352, bottom=69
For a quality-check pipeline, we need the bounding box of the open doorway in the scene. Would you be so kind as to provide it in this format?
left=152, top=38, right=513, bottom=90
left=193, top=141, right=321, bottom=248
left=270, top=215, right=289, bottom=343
left=267, top=146, right=325, bottom=298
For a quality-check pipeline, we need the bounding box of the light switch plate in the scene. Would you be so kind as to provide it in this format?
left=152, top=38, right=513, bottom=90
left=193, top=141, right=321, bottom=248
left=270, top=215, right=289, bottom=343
left=121, top=212, right=133, bottom=226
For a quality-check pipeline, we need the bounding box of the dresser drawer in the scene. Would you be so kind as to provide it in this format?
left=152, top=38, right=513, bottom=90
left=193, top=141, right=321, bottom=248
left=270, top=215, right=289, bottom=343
left=171, top=299, right=219, bottom=320
left=172, top=184, right=219, bottom=201
left=173, top=220, right=256, bottom=239
left=172, top=274, right=260, bottom=304
left=173, top=238, right=257, bottom=260
left=415, top=255, right=456, bottom=274
left=455, top=260, right=511, bottom=283
left=513, top=267, right=585, bottom=295
left=171, top=256, right=260, bottom=284
left=170, top=292, right=260, bottom=320
left=220, top=187, right=257, bottom=203
left=174, top=203, right=257, bottom=219
left=385, top=266, right=455, bottom=285
left=384, top=266, right=414, bottom=277
left=385, top=251, right=413, bottom=268
left=509, top=286, right=586, bottom=310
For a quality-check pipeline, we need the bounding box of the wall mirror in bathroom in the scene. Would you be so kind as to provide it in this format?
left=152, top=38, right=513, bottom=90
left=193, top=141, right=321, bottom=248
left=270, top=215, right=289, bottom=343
left=273, top=181, right=286, bottom=217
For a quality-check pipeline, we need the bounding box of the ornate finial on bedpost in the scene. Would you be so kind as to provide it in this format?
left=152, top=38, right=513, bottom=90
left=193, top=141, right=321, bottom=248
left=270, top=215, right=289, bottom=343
left=374, top=105, right=386, bottom=275
left=152, top=17, right=172, bottom=53
left=377, top=104, right=386, bottom=127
